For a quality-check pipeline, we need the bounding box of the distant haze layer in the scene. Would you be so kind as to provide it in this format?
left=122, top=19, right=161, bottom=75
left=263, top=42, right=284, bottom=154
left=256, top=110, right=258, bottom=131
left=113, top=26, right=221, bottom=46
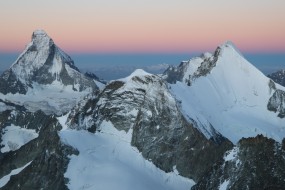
left=0, top=53, right=284, bottom=80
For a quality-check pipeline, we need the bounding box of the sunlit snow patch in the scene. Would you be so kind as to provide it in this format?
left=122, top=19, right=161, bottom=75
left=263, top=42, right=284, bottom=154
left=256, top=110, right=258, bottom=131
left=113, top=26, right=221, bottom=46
left=0, top=161, right=32, bottom=188
left=1, top=125, right=38, bottom=153
left=59, top=120, right=195, bottom=190
left=219, top=179, right=230, bottom=190
left=0, top=81, right=93, bottom=115
left=168, top=42, right=285, bottom=144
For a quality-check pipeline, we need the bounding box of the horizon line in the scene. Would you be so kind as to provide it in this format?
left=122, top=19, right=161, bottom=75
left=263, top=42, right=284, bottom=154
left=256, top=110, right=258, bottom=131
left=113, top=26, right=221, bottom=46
left=1, top=50, right=285, bottom=55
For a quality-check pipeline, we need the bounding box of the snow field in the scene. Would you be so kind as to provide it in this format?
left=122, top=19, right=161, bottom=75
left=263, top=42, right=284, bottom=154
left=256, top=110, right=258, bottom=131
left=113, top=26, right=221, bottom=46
left=1, top=124, right=38, bottom=153
left=170, top=42, right=285, bottom=143
left=58, top=115, right=195, bottom=190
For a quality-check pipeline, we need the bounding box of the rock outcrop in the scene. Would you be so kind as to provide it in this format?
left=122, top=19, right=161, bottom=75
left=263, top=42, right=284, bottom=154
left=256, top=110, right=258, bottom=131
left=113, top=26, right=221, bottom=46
left=192, top=135, right=285, bottom=190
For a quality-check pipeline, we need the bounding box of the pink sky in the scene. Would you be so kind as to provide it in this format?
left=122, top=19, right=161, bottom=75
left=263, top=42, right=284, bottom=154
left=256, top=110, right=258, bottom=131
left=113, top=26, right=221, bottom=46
left=0, top=0, right=285, bottom=53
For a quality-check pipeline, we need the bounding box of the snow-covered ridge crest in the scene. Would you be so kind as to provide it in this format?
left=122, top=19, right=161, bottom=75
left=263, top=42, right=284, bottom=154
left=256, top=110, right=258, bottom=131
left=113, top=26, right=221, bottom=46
left=118, top=69, right=152, bottom=82
left=0, top=29, right=99, bottom=114
left=166, top=41, right=285, bottom=144
left=1, top=29, right=97, bottom=92
left=164, top=41, right=245, bottom=86
left=31, top=29, right=53, bottom=50
left=10, top=30, right=53, bottom=81
left=219, top=40, right=244, bottom=58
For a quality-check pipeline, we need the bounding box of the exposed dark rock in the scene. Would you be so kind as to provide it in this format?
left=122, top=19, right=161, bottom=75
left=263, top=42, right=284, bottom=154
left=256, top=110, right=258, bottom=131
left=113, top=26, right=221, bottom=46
left=84, top=72, right=106, bottom=84
left=0, top=99, right=26, bottom=112
left=0, top=30, right=98, bottom=95
left=163, top=62, right=187, bottom=84
left=0, top=110, right=78, bottom=190
left=267, top=89, right=285, bottom=118
left=67, top=73, right=233, bottom=182
left=0, top=70, right=27, bottom=94
left=164, top=46, right=220, bottom=86
left=269, top=79, right=277, bottom=93
left=131, top=105, right=232, bottom=181
left=192, top=135, right=285, bottom=190
left=268, top=69, right=285, bottom=87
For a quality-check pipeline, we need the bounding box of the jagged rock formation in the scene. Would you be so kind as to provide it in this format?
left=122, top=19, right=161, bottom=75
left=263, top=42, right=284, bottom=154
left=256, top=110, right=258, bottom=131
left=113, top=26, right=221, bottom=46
left=84, top=72, right=102, bottom=82
left=0, top=105, right=77, bottom=190
left=163, top=41, right=285, bottom=144
left=192, top=135, right=285, bottom=190
left=268, top=89, right=285, bottom=118
left=0, top=30, right=99, bottom=115
left=0, top=33, right=285, bottom=190
left=66, top=69, right=233, bottom=181
left=0, top=30, right=97, bottom=95
left=164, top=49, right=220, bottom=86
left=268, top=69, right=285, bottom=87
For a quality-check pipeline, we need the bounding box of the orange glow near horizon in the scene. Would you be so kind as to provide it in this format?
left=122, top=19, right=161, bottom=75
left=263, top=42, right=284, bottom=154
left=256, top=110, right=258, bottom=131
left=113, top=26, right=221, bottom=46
left=0, top=0, right=285, bottom=54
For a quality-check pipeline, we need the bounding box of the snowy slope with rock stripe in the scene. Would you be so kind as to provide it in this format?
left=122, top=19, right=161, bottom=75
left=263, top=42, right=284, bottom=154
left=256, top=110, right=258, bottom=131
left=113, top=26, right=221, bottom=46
left=0, top=30, right=100, bottom=115
left=165, top=41, right=285, bottom=144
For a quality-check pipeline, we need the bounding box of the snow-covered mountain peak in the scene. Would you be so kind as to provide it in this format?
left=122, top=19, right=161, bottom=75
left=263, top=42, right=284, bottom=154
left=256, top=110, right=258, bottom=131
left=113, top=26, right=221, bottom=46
left=33, top=29, right=48, bottom=36
left=30, top=29, right=53, bottom=50
left=131, top=68, right=151, bottom=76
left=217, top=40, right=244, bottom=59
left=165, top=41, right=285, bottom=144
left=164, top=41, right=252, bottom=86
left=220, top=40, right=237, bottom=49
left=120, top=69, right=152, bottom=82
left=0, top=30, right=99, bottom=114
left=2, top=30, right=96, bottom=90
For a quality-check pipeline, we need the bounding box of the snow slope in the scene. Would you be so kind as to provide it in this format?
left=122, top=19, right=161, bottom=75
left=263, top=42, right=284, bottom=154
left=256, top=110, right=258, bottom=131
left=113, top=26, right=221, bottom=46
left=1, top=125, right=38, bottom=153
left=0, top=81, right=92, bottom=115
left=0, top=30, right=98, bottom=115
left=168, top=41, right=285, bottom=143
left=0, top=161, right=32, bottom=188
left=59, top=115, right=195, bottom=190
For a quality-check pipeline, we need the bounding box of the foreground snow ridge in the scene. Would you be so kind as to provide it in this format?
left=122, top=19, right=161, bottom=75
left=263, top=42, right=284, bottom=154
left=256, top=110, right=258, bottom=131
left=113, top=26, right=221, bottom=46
left=0, top=161, right=32, bottom=188
left=1, top=125, right=38, bottom=153
left=59, top=119, right=194, bottom=190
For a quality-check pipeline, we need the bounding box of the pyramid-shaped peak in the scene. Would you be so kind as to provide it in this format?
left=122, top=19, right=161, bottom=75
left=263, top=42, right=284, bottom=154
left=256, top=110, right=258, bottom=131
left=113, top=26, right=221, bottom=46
left=32, top=29, right=50, bottom=40
left=218, top=40, right=244, bottom=57
left=219, top=41, right=239, bottom=50
left=33, top=29, right=48, bottom=36
left=130, top=69, right=151, bottom=77
left=31, top=29, right=53, bottom=49
left=223, top=40, right=236, bottom=47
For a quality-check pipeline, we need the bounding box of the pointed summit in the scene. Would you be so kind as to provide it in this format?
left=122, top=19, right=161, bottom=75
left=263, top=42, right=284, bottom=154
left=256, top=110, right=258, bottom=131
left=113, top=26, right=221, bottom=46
left=30, top=29, right=53, bottom=50
left=32, top=29, right=49, bottom=40
left=0, top=30, right=98, bottom=94
left=217, top=40, right=244, bottom=58
left=0, top=30, right=99, bottom=114
left=165, top=40, right=285, bottom=144
left=32, top=29, right=48, bottom=36
left=164, top=41, right=248, bottom=86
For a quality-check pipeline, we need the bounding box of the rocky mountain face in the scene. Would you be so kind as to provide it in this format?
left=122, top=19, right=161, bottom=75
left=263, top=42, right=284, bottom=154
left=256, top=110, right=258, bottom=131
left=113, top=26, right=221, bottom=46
left=0, top=31, right=285, bottom=190
left=0, top=30, right=99, bottom=115
left=0, top=100, right=77, bottom=189
left=268, top=69, right=285, bottom=87
left=164, top=41, right=285, bottom=144
left=162, top=42, right=285, bottom=189
left=268, top=88, right=285, bottom=118
left=164, top=50, right=219, bottom=86
left=192, top=135, right=285, bottom=190
left=66, top=69, right=233, bottom=181
left=0, top=30, right=97, bottom=95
